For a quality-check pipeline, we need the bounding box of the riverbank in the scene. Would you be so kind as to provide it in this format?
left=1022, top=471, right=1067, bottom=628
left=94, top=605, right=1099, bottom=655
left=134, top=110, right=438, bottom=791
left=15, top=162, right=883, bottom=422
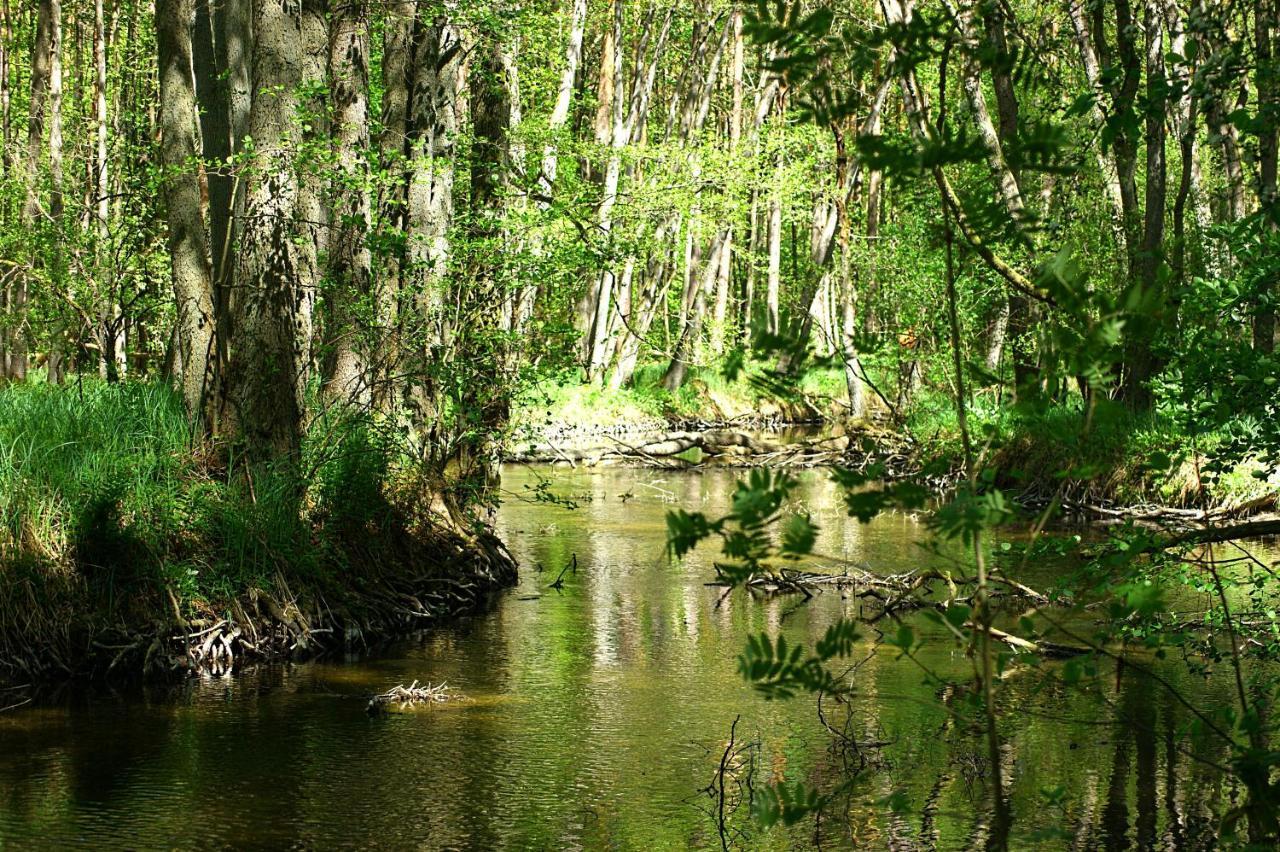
left=0, top=382, right=516, bottom=685
left=508, top=375, right=1279, bottom=519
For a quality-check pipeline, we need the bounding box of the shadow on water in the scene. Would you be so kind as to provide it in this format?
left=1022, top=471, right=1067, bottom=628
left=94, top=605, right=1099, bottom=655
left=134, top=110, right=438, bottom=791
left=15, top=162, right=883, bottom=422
left=0, top=464, right=1270, bottom=849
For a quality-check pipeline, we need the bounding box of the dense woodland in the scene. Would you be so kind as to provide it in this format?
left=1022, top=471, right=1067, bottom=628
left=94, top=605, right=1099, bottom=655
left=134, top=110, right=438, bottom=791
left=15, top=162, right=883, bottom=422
left=0, top=0, right=1272, bottom=450
left=2, top=0, right=1280, bottom=846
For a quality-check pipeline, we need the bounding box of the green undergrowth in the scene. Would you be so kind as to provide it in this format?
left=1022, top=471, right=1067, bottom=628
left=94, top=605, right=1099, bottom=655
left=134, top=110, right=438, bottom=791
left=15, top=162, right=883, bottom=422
left=905, top=388, right=1279, bottom=508
left=512, top=360, right=851, bottom=434
left=0, top=380, right=491, bottom=679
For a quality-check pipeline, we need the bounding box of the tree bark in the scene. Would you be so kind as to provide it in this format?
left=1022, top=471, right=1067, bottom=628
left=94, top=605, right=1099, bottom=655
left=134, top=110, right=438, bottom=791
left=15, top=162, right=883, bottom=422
left=12, top=0, right=60, bottom=381
left=1066, top=0, right=1127, bottom=235
left=403, top=12, right=462, bottom=424
left=371, top=0, right=415, bottom=413
left=156, top=0, right=217, bottom=430
left=222, top=0, right=309, bottom=461
left=539, top=0, right=586, bottom=196
left=322, top=0, right=374, bottom=403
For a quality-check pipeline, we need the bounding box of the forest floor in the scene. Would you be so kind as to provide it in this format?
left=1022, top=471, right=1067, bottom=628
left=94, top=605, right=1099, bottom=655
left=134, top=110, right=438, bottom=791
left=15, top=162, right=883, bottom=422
left=0, top=381, right=516, bottom=686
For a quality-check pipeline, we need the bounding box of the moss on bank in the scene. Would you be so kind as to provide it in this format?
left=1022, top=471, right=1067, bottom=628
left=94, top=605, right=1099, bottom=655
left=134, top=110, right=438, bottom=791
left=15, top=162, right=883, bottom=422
left=0, top=381, right=515, bottom=683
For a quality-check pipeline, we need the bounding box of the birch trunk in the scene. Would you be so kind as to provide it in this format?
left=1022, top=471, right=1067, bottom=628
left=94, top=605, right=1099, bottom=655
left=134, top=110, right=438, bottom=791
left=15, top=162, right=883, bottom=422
left=539, top=0, right=586, bottom=196
left=1066, top=0, right=1128, bottom=238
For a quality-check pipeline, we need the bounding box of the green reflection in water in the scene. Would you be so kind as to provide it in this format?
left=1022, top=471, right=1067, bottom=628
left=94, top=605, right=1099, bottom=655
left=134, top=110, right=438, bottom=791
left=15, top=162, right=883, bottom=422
left=0, top=465, right=1265, bottom=849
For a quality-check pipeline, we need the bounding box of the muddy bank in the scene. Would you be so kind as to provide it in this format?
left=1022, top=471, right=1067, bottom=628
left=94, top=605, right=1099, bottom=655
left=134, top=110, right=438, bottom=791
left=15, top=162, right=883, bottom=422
left=505, top=420, right=1280, bottom=529
left=0, top=526, right=517, bottom=688
left=507, top=418, right=905, bottom=468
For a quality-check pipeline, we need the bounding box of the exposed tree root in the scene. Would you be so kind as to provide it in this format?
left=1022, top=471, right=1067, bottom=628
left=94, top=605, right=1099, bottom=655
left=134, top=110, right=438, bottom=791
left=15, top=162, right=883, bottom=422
left=0, top=526, right=518, bottom=685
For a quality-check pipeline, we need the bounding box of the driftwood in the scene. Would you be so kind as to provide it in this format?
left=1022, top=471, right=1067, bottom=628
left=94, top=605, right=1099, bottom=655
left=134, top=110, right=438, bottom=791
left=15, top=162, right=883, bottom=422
left=367, top=680, right=455, bottom=713
left=724, top=567, right=1088, bottom=658
left=508, top=426, right=901, bottom=469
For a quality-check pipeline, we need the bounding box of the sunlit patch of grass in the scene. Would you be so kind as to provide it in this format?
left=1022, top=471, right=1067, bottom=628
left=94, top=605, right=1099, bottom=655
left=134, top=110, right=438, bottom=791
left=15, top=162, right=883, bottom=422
left=0, top=380, right=426, bottom=640
left=513, top=360, right=857, bottom=431
left=905, top=387, right=1276, bottom=508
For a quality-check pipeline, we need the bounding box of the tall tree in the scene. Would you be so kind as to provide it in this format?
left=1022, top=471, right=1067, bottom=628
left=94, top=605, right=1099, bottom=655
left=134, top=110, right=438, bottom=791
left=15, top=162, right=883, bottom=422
left=322, top=0, right=373, bottom=402
left=221, top=0, right=309, bottom=460
left=156, top=0, right=217, bottom=428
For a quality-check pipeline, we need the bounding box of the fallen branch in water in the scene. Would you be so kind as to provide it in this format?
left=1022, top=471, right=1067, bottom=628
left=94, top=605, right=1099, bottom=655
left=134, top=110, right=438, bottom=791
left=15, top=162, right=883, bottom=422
left=367, top=680, right=455, bottom=713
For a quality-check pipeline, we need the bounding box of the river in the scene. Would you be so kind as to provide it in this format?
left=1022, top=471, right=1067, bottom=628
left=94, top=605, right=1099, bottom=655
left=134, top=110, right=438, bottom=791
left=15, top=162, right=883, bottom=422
left=0, top=465, right=1265, bottom=849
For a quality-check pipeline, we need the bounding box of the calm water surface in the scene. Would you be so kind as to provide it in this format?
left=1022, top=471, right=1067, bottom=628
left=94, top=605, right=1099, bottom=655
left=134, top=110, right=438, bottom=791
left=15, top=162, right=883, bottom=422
left=0, top=465, right=1268, bottom=849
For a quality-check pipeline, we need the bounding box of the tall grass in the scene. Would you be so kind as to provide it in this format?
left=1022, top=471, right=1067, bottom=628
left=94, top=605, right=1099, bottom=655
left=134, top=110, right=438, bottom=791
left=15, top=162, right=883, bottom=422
left=0, top=380, right=405, bottom=611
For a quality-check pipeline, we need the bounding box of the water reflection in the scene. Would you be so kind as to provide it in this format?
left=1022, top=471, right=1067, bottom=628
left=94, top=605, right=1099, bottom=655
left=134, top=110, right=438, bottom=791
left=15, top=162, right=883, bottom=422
left=0, top=465, right=1271, bottom=849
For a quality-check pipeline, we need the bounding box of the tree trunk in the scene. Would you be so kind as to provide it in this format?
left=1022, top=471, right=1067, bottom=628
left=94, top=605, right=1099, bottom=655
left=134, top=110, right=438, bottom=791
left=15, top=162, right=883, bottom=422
left=95, top=0, right=124, bottom=382
left=585, top=0, right=625, bottom=383
left=222, top=0, right=309, bottom=461
left=371, top=0, right=415, bottom=413
left=1121, top=0, right=1167, bottom=406
left=294, top=0, right=328, bottom=380
left=1066, top=0, right=1127, bottom=236
left=156, top=0, right=217, bottom=430
left=12, top=0, right=60, bottom=381
left=539, top=0, right=586, bottom=196
left=193, top=0, right=248, bottom=361
left=585, top=6, right=672, bottom=383
left=1254, top=0, right=1277, bottom=353
left=322, top=0, right=374, bottom=403
left=766, top=159, right=783, bottom=336
left=403, top=12, right=462, bottom=424
left=47, top=0, right=62, bottom=225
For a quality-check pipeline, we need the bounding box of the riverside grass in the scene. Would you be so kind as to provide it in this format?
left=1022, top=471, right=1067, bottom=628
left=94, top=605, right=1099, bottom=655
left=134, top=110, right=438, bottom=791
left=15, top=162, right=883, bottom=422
left=0, top=380, right=515, bottom=683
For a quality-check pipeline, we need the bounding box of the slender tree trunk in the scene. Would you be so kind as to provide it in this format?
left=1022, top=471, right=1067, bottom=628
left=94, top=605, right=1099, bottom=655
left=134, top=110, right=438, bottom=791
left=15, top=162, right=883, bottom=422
left=585, top=6, right=672, bottom=383
left=741, top=186, right=760, bottom=343
left=539, top=0, right=586, bottom=196
left=0, top=0, right=9, bottom=378
left=47, top=0, right=62, bottom=225
left=1254, top=0, right=1278, bottom=352
left=1122, top=1, right=1167, bottom=406
left=14, top=0, right=59, bottom=381
left=662, top=230, right=725, bottom=391
left=156, top=0, right=217, bottom=430
left=839, top=216, right=865, bottom=419
left=95, top=0, right=124, bottom=381
left=585, top=0, right=625, bottom=383
left=708, top=8, right=745, bottom=355
left=1130, top=9, right=1170, bottom=401
left=1067, top=0, right=1128, bottom=239
left=766, top=158, right=783, bottom=336
left=658, top=12, right=731, bottom=387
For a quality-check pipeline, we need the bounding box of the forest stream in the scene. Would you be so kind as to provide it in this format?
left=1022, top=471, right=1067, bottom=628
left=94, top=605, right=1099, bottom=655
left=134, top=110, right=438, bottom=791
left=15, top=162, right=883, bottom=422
left=0, top=465, right=1275, bottom=850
